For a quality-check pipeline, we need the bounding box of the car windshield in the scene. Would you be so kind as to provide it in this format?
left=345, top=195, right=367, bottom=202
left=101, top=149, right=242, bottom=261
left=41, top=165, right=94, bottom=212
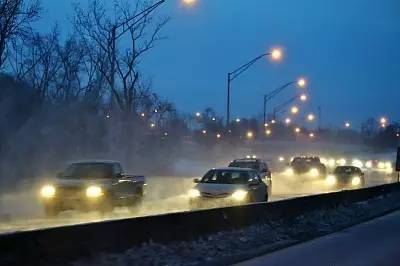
left=229, top=161, right=258, bottom=170
left=63, top=163, right=113, bottom=179
left=334, top=167, right=357, bottom=174
left=292, top=157, right=319, bottom=164
left=200, top=170, right=250, bottom=184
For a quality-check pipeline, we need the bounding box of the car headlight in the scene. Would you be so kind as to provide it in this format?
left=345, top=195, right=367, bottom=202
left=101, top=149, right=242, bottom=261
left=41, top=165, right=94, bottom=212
left=351, top=176, right=361, bottom=186
left=40, top=185, right=56, bottom=198
left=231, top=190, right=248, bottom=201
left=326, top=175, right=337, bottom=185
left=86, top=186, right=103, bottom=198
left=188, top=189, right=200, bottom=198
left=378, top=162, right=385, bottom=169
left=309, top=168, right=319, bottom=177
left=285, top=168, right=294, bottom=176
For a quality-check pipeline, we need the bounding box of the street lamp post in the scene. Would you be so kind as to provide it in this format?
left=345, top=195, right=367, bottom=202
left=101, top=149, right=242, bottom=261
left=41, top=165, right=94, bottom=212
left=263, top=78, right=306, bottom=125
left=109, top=0, right=167, bottom=109
left=272, top=93, right=305, bottom=120
left=109, top=0, right=194, bottom=110
left=227, top=49, right=282, bottom=126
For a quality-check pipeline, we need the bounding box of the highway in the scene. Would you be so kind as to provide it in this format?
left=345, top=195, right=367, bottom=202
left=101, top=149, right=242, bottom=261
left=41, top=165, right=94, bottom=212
left=237, top=209, right=400, bottom=266
left=0, top=169, right=395, bottom=234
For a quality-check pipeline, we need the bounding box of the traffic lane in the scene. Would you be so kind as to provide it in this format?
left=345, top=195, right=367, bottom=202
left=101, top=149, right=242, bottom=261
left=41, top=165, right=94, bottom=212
left=0, top=172, right=393, bottom=234
left=236, top=210, right=400, bottom=266
left=0, top=192, right=299, bottom=234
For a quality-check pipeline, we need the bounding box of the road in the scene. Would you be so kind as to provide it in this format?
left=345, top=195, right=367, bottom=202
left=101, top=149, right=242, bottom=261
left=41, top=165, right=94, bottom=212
left=237, top=209, right=400, bottom=266
left=0, top=170, right=395, bottom=234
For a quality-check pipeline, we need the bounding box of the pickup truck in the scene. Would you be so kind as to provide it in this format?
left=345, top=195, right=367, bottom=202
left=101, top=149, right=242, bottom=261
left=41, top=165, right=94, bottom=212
left=39, top=160, right=146, bottom=216
left=289, top=156, right=327, bottom=178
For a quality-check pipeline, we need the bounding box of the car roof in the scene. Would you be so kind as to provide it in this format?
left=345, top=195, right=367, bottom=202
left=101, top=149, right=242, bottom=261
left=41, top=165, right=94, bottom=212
left=335, top=166, right=360, bottom=170
left=293, top=156, right=320, bottom=159
left=232, top=158, right=263, bottom=163
left=69, top=160, right=120, bottom=164
left=212, top=167, right=255, bottom=172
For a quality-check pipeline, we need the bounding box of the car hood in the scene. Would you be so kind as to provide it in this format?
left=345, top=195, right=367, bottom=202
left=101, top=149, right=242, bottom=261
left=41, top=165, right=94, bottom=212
left=194, top=183, right=248, bottom=194
left=54, top=178, right=114, bottom=188
left=336, top=173, right=359, bottom=179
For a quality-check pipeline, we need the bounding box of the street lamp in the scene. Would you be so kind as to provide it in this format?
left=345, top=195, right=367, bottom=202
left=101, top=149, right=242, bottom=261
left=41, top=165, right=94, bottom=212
left=297, top=78, right=307, bottom=88
left=236, top=118, right=241, bottom=123
left=227, top=47, right=283, bottom=126
left=307, top=113, right=315, bottom=121
left=345, top=122, right=351, bottom=128
left=291, top=106, right=299, bottom=115
left=266, top=129, right=272, bottom=136
left=285, top=118, right=292, bottom=125
left=263, top=76, right=308, bottom=125
left=295, top=127, right=301, bottom=133
left=246, top=131, right=254, bottom=139
left=108, top=0, right=195, bottom=112
left=195, top=112, right=201, bottom=118
left=181, top=0, right=197, bottom=5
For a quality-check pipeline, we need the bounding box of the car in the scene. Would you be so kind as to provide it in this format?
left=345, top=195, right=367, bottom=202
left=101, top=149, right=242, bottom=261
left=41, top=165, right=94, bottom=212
left=326, top=166, right=366, bottom=189
left=39, top=160, right=146, bottom=216
left=288, top=156, right=327, bottom=177
left=228, top=158, right=272, bottom=195
left=188, top=167, right=269, bottom=209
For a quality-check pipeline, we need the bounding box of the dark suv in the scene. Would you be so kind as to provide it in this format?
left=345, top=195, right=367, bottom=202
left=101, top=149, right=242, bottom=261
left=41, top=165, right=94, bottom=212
left=290, top=156, right=327, bottom=177
left=228, top=158, right=272, bottom=194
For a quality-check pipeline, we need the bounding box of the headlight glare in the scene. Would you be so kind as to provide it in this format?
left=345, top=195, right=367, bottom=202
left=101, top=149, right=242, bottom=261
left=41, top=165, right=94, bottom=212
left=86, top=186, right=103, bottom=198
left=326, top=175, right=337, bottom=185
left=285, top=168, right=294, bottom=176
left=232, top=190, right=248, bottom=201
left=309, top=168, right=319, bottom=177
left=188, top=189, right=200, bottom=198
left=352, top=176, right=361, bottom=186
left=41, top=185, right=56, bottom=198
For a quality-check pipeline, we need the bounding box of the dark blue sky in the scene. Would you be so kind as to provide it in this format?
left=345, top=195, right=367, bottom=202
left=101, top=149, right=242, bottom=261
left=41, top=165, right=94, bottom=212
left=39, top=0, right=400, bottom=127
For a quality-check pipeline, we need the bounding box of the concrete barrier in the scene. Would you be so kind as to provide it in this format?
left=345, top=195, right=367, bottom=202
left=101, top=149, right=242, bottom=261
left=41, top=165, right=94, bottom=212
left=1, top=182, right=400, bottom=265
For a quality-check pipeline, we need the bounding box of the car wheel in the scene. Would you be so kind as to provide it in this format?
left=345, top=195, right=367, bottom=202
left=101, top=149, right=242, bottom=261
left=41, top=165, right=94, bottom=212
left=128, top=197, right=143, bottom=213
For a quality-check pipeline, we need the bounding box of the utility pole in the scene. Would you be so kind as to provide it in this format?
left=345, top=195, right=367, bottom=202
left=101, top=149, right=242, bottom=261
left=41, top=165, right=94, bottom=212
left=318, top=106, right=322, bottom=130
left=226, top=73, right=231, bottom=126
left=263, top=95, right=267, bottom=126
left=110, top=26, right=117, bottom=110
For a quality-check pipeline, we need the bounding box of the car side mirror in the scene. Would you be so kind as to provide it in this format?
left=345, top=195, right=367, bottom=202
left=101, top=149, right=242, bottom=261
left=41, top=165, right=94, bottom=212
left=56, top=172, right=63, bottom=178
left=248, top=179, right=259, bottom=186
left=194, top=178, right=201, bottom=183
left=114, top=173, right=123, bottom=179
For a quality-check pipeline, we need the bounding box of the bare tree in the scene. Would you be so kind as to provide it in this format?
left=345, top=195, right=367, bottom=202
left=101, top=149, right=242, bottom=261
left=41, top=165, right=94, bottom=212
left=8, top=27, right=61, bottom=102
left=73, top=0, right=169, bottom=114
left=0, top=0, right=41, bottom=69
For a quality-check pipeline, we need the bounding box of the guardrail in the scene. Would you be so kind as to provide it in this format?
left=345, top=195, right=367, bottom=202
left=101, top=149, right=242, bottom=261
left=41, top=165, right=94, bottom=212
left=1, top=182, right=400, bottom=266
